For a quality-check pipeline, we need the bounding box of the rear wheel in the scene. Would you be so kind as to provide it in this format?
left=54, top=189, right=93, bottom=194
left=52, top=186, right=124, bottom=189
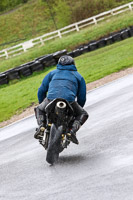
left=46, top=124, right=63, bottom=164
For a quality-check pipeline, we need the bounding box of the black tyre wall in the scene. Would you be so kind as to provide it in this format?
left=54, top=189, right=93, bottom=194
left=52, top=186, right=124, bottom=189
left=53, top=49, right=67, bottom=63
left=0, top=74, right=9, bottom=85
left=89, top=42, right=97, bottom=51
left=72, top=49, right=83, bottom=57
left=104, top=36, right=114, bottom=45
left=97, top=39, right=106, bottom=48
left=112, top=33, right=122, bottom=42
left=128, top=26, right=133, bottom=37
left=67, top=52, right=74, bottom=57
left=19, top=65, right=32, bottom=77
left=121, top=29, right=130, bottom=40
left=6, top=69, right=20, bottom=80
left=29, top=61, right=44, bottom=73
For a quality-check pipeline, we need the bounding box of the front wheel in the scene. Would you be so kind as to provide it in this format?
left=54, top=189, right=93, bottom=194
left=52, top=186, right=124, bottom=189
left=46, top=124, right=63, bottom=164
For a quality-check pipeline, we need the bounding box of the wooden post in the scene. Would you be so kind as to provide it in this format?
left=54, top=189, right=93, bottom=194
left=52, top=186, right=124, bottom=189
left=5, top=50, right=9, bottom=59
left=58, top=30, right=62, bottom=38
left=111, top=10, right=114, bottom=16
left=75, top=24, right=79, bottom=31
left=129, top=4, right=132, bottom=11
left=40, top=38, right=44, bottom=45
left=93, top=17, right=97, bottom=25
left=23, top=45, right=27, bottom=52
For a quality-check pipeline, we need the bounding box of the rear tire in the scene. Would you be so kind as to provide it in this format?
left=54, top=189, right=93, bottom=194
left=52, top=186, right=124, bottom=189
left=46, top=124, right=63, bottom=164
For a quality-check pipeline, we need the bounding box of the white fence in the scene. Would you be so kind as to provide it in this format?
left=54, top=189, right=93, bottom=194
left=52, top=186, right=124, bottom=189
left=0, top=1, right=133, bottom=59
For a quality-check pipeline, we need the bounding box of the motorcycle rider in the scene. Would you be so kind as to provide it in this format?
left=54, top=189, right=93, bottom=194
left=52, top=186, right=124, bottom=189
left=34, top=55, right=88, bottom=144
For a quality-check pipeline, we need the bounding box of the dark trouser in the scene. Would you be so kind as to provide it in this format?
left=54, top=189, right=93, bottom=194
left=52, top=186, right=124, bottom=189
left=70, top=101, right=88, bottom=125
left=35, top=98, right=51, bottom=126
left=35, top=98, right=88, bottom=132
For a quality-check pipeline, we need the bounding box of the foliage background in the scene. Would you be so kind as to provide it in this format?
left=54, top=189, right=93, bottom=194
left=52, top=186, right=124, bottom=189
left=0, top=0, right=132, bottom=48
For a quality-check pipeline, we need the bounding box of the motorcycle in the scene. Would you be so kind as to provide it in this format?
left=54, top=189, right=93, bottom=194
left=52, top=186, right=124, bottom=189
left=38, top=98, right=77, bottom=165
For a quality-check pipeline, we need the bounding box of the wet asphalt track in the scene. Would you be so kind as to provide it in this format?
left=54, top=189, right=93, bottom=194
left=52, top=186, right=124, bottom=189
left=0, top=74, right=133, bottom=200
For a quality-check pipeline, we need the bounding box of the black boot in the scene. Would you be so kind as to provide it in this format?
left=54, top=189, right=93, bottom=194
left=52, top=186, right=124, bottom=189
left=67, top=132, right=79, bottom=145
left=34, top=123, right=45, bottom=139
left=68, top=120, right=81, bottom=144
left=39, top=124, right=51, bottom=149
left=34, top=107, right=46, bottom=139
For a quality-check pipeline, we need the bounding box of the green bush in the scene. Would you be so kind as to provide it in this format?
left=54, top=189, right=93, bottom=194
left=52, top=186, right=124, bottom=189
left=67, top=0, right=132, bottom=22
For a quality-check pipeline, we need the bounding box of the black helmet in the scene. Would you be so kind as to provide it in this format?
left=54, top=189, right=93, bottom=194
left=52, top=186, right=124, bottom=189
left=58, top=55, right=75, bottom=66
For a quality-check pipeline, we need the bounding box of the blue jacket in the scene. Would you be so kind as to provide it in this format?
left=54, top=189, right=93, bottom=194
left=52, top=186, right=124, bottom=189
left=38, top=64, right=86, bottom=107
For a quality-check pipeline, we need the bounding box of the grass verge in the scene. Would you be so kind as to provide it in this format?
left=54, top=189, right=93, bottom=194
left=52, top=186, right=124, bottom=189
left=0, top=11, right=133, bottom=73
left=0, top=36, right=133, bottom=123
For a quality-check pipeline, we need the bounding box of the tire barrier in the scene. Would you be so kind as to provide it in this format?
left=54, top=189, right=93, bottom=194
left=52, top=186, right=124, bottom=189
left=45, top=59, right=57, bottom=67
left=89, top=42, right=97, bottom=51
left=72, top=49, right=83, bottom=57
left=104, top=36, right=114, bottom=45
left=36, top=56, right=49, bottom=67
left=53, top=49, right=67, bottom=63
left=82, top=46, right=90, bottom=53
left=128, top=26, right=133, bottom=37
left=70, top=25, right=133, bottom=57
left=37, top=54, right=56, bottom=68
left=112, top=33, right=122, bottom=42
left=0, top=25, right=133, bottom=86
left=79, top=47, right=87, bottom=54
left=0, top=50, right=68, bottom=85
left=5, top=68, right=20, bottom=81
left=29, top=61, right=44, bottom=73
left=121, top=29, right=129, bottom=40
left=97, top=39, right=106, bottom=48
left=67, top=52, right=74, bottom=57
left=41, top=54, right=55, bottom=66
left=0, top=73, right=9, bottom=85
left=18, top=64, right=32, bottom=77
